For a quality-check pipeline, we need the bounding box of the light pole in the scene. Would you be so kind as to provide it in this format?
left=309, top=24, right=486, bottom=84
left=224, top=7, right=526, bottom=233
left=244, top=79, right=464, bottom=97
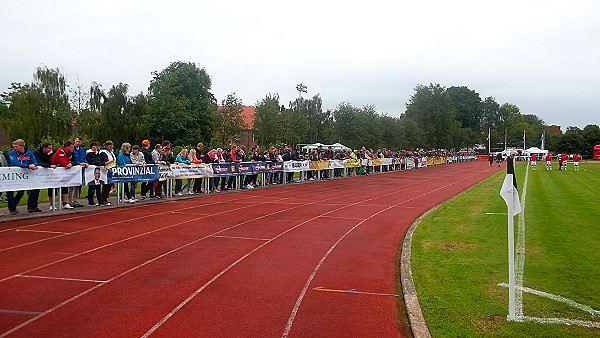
left=296, top=83, right=307, bottom=99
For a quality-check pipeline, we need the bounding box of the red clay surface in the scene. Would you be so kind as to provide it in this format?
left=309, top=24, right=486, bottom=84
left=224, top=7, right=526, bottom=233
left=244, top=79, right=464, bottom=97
left=0, top=161, right=501, bottom=337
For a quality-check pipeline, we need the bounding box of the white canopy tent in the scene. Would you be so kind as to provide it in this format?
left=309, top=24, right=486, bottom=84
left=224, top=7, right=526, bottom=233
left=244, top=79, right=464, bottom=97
left=300, top=142, right=351, bottom=153
left=523, top=147, right=548, bottom=158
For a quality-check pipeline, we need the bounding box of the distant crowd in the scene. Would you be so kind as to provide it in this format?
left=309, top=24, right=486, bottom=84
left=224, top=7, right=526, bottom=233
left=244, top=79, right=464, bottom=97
left=0, top=137, right=474, bottom=216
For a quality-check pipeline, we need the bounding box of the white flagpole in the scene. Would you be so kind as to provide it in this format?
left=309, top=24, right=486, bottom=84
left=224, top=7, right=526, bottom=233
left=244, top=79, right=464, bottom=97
left=488, top=128, right=491, bottom=153
left=507, top=178, right=516, bottom=320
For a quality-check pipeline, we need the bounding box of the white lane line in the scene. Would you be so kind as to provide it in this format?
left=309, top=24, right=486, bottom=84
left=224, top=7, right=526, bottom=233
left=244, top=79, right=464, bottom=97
left=498, top=283, right=600, bottom=316
left=15, top=274, right=108, bottom=284
left=518, top=316, right=600, bottom=328
left=210, top=235, right=270, bottom=241
left=0, top=310, right=44, bottom=316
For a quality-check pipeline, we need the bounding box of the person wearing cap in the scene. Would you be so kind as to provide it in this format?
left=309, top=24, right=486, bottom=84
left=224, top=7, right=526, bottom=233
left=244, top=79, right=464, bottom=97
left=140, top=139, right=156, bottom=199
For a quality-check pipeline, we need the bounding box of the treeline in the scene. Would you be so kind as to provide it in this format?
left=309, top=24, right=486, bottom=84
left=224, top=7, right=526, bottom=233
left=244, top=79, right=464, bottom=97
left=1, top=62, right=599, bottom=157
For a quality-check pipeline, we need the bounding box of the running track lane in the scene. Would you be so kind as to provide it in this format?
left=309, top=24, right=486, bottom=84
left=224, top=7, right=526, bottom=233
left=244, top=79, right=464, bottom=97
left=0, top=161, right=502, bottom=337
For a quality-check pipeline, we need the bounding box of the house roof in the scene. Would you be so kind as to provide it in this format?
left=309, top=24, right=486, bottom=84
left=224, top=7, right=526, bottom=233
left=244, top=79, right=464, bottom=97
left=217, top=106, right=255, bottom=129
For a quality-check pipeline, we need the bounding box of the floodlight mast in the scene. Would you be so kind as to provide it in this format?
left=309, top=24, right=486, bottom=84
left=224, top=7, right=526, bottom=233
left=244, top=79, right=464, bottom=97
left=296, top=83, right=307, bottom=99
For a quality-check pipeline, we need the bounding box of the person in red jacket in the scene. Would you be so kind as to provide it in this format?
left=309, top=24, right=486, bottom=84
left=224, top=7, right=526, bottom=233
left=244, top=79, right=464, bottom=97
left=51, top=140, right=76, bottom=209
left=545, top=153, right=553, bottom=170
left=573, top=153, right=581, bottom=171
left=530, top=154, right=537, bottom=170
left=561, top=153, right=570, bottom=170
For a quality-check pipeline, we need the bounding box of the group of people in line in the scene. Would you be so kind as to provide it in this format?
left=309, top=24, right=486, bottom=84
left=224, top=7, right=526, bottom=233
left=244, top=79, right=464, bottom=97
left=529, top=153, right=582, bottom=171
left=1, top=137, right=472, bottom=216
left=488, top=152, right=582, bottom=171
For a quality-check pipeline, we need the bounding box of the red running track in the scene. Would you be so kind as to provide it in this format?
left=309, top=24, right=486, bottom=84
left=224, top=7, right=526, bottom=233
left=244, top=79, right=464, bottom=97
left=0, top=161, right=501, bottom=337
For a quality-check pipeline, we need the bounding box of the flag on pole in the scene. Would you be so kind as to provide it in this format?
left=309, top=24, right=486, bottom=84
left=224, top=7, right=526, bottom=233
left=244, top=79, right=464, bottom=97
left=486, top=129, right=490, bottom=141
left=499, top=157, right=521, bottom=216
left=541, top=133, right=545, bottom=150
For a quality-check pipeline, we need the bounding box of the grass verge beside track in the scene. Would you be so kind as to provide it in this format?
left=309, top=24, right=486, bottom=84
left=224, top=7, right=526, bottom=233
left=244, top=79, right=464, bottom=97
left=411, top=162, right=600, bottom=337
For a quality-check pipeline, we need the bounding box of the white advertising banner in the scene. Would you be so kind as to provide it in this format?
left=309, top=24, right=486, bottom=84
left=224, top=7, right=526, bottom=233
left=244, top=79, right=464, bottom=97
left=169, top=164, right=214, bottom=179
left=0, top=166, right=83, bottom=192
left=283, top=160, right=310, bottom=172
left=328, top=160, right=346, bottom=169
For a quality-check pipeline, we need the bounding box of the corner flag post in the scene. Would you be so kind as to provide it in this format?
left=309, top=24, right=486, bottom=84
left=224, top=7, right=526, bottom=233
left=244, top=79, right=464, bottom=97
left=499, top=156, right=521, bottom=320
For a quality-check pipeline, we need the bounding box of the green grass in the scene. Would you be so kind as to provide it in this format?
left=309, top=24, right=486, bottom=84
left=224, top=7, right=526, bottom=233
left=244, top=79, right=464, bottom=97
left=411, top=162, right=600, bottom=337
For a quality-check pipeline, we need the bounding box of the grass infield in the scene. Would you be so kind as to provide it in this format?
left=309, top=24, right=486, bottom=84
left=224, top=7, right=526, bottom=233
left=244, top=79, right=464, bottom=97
left=411, top=162, right=600, bottom=337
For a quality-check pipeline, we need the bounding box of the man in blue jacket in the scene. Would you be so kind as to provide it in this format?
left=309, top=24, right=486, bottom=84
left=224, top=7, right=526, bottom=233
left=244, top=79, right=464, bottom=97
left=6, top=139, right=41, bottom=214
left=68, top=137, right=88, bottom=207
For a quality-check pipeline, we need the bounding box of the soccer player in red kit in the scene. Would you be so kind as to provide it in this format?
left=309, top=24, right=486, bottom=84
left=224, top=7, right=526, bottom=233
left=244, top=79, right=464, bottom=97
left=530, top=154, right=537, bottom=170
left=545, top=153, right=553, bottom=170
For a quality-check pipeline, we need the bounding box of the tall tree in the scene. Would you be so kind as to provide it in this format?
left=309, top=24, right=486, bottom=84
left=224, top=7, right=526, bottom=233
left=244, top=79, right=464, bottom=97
left=404, top=84, right=462, bottom=149
left=215, top=92, right=246, bottom=146
left=3, top=67, right=72, bottom=145
left=147, top=61, right=216, bottom=146
left=253, top=93, right=282, bottom=148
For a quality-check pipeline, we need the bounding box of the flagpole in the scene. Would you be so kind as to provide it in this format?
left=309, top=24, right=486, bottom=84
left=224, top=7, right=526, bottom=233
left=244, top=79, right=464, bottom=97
left=488, top=128, right=491, bottom=154
left=507, top=181, right=516, bottom=320
left=504, top=129, right=507, bottom=150
left=541, top=132, right=545, bottom=150
left=523, top=130, right=526, bottom=150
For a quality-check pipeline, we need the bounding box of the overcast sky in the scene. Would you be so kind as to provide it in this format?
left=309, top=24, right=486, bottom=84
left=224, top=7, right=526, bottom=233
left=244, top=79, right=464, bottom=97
left=2, top=0, right=598, bottom=129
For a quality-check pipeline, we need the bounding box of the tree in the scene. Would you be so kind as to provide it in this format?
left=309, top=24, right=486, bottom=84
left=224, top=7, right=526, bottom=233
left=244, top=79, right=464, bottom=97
left=557, top=127, right=585, bottom=154
left=3, top=67, right=72, bottom=145
left=404, top=84, right=462, bottom=149
left=447, top=86, right=482, bottom=130
left=214, top=92, right=246, bottom=146
left=580, top=124, right=600, bottom=157
left=254, top=93, right=282, bottom=148
left=147, top=61, right=216, bottom=146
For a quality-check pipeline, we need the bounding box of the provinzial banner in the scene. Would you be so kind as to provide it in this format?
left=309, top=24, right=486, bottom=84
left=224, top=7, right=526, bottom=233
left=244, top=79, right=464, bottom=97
left=104, top=164, right=160, bottom=184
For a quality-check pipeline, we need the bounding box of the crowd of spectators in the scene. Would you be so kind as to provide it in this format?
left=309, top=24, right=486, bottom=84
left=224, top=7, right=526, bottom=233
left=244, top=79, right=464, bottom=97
left=1, top=137, right=474, bottom=215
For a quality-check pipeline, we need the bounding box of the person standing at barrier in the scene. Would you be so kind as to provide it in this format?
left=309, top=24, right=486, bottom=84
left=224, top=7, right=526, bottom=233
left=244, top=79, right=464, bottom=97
left=100, top=140, right=116, bottom=204
left=489, top=153, right=494, bottom=166
left=225, top=146, right=241, bottom=189
left=129, top=145, right=146, bottom=201
left=143, top=141, right=159, bottom=199
left=117, top=142, right=135, bottom=203
left=34, top=142, right=57, bottom=209
left=206, top=148, right=220, bottom=193
left=175, top=148, right=191, bottom=195
left=281, top=145, right=294, bottom=184
left=6, top=139, right=41, bottom=214
left=159, top=143, right=175, bottom=196
left=68, top=137, right=88, bottom=208
left=189, top=148, right=203, bottom=194
left=51, top=140, right=76, bottom=209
